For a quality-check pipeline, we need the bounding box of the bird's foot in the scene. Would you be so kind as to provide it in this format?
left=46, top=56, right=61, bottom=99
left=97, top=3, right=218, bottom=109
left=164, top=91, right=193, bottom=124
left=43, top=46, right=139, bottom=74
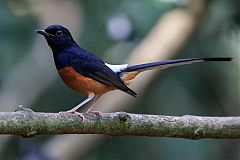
left=59, top=110, right=84, bottom=120
left=87, top=110, right=102, bottom=116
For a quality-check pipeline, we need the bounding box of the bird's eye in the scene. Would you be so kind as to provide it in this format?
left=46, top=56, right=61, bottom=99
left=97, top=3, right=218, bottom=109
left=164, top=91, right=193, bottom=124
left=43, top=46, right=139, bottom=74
left=56, top=30, right=63, bottom=37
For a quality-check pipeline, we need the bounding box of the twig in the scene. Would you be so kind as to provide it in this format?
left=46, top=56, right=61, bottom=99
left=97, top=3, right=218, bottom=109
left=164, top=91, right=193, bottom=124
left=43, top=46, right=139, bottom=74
left=1, top=106, right=239, bottom=139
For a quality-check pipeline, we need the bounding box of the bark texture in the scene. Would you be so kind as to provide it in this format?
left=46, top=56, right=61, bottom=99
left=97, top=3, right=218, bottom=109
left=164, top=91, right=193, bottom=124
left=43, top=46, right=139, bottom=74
left=0, top=106, right=239, bottom=139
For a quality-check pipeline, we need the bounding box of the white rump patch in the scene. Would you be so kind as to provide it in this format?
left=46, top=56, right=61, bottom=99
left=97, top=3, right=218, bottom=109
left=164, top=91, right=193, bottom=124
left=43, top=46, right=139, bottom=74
left=105, top=63, right=128, bottom=73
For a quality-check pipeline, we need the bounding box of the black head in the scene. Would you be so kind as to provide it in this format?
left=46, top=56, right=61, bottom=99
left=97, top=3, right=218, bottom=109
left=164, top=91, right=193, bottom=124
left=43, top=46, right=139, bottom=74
left=36, top=25, right=75, bottom=51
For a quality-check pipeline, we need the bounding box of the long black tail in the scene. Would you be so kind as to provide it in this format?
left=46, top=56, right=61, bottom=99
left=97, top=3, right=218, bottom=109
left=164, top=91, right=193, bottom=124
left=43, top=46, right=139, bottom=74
left=121, top=57, right=233, bottom=73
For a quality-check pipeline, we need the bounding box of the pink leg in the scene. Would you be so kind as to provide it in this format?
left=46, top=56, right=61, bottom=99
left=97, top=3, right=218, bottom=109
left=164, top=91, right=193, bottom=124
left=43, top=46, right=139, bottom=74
left=68, top=93, right=94, bottom=112
left=60, top=93, right=95, bottom=120
left=87, top=95, right=102, bottom=115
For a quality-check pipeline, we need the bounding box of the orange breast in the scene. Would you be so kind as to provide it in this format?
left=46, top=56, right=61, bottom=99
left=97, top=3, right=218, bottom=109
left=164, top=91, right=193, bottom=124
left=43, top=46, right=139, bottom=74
left=58, top=67, right=114, bottom=95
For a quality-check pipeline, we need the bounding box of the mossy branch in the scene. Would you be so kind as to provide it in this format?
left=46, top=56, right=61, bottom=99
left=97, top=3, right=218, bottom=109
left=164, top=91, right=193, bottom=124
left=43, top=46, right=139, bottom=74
left=0, top=106, right=239, bottom=139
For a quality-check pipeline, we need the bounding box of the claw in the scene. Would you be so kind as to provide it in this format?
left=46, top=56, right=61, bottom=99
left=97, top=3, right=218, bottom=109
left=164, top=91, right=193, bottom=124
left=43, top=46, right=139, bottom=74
left=87, top=110, right=102, bottom=116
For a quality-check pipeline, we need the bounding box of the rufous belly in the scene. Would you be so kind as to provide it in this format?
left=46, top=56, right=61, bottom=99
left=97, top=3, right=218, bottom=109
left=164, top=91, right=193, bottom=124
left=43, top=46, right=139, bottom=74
left=121, top=71, right=140, bottom=85
left=58, top=67, right=141, bottom=95
left=58, top=67, right=115, bottom=95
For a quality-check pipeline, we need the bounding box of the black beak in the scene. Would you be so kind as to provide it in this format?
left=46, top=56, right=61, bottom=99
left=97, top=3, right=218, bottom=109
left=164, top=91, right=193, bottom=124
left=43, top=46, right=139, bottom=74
left=35, top=29, right=54, bottom=37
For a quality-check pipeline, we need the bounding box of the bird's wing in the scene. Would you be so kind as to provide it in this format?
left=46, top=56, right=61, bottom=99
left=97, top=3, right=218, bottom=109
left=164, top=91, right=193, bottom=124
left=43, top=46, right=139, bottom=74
left=69, top=54, right=137, bottom=97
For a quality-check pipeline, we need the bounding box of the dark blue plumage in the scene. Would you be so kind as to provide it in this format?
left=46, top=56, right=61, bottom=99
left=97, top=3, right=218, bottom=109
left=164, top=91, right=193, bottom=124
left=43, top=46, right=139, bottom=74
left=37, top=25, right=137, bottom=97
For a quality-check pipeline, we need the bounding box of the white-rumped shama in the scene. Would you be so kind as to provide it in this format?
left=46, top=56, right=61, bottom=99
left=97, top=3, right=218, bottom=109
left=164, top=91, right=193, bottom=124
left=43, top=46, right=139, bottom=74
left=36, top=25, right=233, bottom=117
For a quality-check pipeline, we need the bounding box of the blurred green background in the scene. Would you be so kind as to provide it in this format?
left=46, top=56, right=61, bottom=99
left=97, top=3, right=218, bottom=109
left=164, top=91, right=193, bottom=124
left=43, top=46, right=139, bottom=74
left=0, top=0, right=239, bottom=160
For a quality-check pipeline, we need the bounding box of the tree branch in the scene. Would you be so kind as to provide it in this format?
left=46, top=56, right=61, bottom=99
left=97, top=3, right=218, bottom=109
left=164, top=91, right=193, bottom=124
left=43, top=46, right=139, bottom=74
left=1, top=106, right=239, bottom=139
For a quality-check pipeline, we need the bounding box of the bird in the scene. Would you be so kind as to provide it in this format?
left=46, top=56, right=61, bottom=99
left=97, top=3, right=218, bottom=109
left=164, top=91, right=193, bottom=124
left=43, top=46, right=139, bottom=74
left=36, top=24, right=233, bottom=118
